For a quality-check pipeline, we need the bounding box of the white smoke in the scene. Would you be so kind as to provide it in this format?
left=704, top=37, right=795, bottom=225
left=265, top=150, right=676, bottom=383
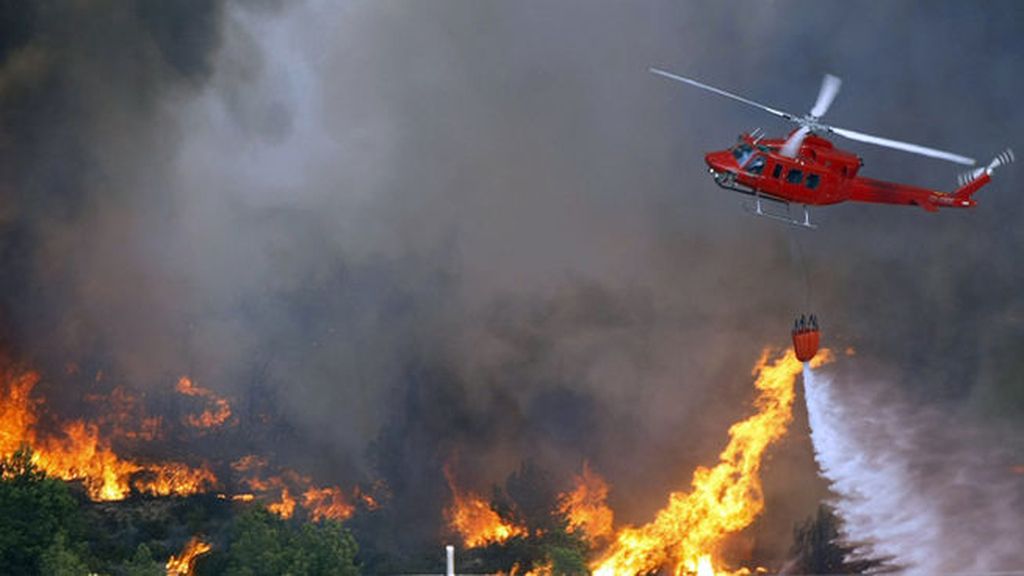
left=802, top=364, right=1024, bottom=575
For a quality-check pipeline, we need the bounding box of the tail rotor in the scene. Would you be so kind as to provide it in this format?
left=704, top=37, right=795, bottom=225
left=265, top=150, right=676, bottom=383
left=958, top=148, right=1014, bottom=186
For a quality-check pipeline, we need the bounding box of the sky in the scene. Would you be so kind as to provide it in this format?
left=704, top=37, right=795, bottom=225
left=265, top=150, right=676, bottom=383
left=1, top=0, right=1022, bottom=566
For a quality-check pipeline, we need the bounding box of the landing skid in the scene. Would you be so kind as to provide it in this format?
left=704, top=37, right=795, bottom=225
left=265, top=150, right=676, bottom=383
left=743, top=195, right=817, bottom=230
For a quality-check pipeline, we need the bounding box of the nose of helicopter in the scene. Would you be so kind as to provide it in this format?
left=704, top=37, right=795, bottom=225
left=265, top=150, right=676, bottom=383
left=704, top=150, right=735, bottom=177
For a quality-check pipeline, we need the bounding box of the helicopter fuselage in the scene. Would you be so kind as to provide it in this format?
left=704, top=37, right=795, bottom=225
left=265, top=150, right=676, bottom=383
left=705, top=132, right=984, bottom=213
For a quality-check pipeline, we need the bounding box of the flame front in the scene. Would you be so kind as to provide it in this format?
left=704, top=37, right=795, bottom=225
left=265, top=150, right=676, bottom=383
left=0, top=364, right=215, bottom=500
left=303, top=486, right=356, bottom=522
left=445, top=465, right=527, bottom=547
left=232, top=455, right=356, bottom=521
left=558, top=462, right=614, bottom=541
left=165, top=536, right=212, bottom=576
left=592, top=349, right=830, bottom=576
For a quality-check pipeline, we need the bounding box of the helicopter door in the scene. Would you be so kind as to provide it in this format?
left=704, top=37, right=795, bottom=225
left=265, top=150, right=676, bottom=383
left=764, top=161, right=785, bottom=194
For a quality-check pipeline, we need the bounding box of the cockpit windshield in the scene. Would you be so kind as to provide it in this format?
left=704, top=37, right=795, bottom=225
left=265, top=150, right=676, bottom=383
left=732, top=143, right=753, bottom=166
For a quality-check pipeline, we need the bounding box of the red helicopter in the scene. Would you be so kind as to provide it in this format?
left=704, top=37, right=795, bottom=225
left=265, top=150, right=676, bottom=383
left=651, top=68, right=1013, bottom=228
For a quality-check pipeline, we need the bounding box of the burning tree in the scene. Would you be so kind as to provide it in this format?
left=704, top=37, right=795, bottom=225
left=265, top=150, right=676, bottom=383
left=445, top=460, right=591, bottom=575
left=436, top=349, right=833, bottom=575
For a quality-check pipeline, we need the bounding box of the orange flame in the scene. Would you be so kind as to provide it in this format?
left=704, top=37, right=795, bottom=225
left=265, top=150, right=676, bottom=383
left=231, top=455, right=355, bottom=521
left=268, top=487, right=297, bottom=518
left=0, top=365, right=216, bottom=500
left=591, top=349, right=832, bottom=576
left=0, top=368, right=41, bottom=454
left=176, top=377, right=233, bottom=430
left=355, top=483, right=382, bottom=510
left=165, top=536, right=212, bottom=576
left=0, top=362, right=370, bottom=520
left=557, top=462, right=614, bottom=542
left=132, top=462, right=218, bottom=497
left=445, top=465, right=527, bottom=547
left=303, top=486, right=355, bottom=522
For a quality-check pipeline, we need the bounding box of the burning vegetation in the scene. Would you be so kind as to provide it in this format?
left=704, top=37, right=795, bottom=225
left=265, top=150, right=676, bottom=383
left=445, top=463, right=528, bottom=547
left=0, top=358, right=375, bottom=525
left=176, top=377, right=234, bottom=431
left=441, top=348, right=833, bottom=575
left=0, top=356, right=365, bottom=574
left=0, top=365, right=216, bottom=500
left=232, top=454, right=363, bottom=522
left=558, top=463, right=615, bottom=543
left=165, top=536, right=212, bottom=576
left=0, top=340, right=847, bottom=575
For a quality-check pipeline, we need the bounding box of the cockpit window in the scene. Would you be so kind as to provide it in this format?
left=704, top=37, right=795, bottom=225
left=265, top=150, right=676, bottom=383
left=746, top=155, right=765, bottom=175
left=732, top=144, right=753, bottom=166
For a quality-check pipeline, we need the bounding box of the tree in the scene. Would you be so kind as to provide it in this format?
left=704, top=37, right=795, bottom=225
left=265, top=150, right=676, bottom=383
left=292, top=522, right=360, bottom=576
left=789, top=504, right=886, bottom=574
left=38, top=532, right=89, bottom=576
left=221, top=507, right=359, bottom=576
left=470, top=461, right=590, bottom=575
left=547, top=544, right=588, bottom=575
left=503, top=460, right=558, bottom=535
left=121, top=543, right=164, bottom=576
left=0, top=446, right=84, bottom=575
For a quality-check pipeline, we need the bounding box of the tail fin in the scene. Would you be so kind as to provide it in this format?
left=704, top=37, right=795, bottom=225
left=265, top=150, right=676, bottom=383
left=954, top=148, right=1013, bottom=201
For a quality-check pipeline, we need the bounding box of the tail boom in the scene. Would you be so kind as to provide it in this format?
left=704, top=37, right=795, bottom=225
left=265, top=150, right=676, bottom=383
left=945, top=148, right=1013, bottom=207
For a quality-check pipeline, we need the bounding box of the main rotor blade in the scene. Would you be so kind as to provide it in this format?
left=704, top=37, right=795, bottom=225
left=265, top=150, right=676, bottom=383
left=650, top=68, right=795, bottom=121
left=781, top=126, right=811, bottom=157
left=829, top=126, right=976, bottom=166
left=809, top=74, right=842, bottom=118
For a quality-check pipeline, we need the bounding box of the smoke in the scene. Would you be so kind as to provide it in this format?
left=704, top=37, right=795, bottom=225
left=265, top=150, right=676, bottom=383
left=2, top=0, right=1024, bottom=566
left=803, top=363, right=1024, bottom=574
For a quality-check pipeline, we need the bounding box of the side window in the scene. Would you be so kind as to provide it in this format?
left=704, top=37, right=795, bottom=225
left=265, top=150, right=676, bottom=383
left=806, top=173, right=820, bottom=190
left=786, top=168, right=803, bottom=184
left=772, top=164, right=783, bottom=179
left=746, top=155, right=765, bottom=175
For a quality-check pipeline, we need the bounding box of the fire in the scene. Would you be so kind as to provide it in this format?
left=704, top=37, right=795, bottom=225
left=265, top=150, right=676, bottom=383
left=355, top=483, right=382, bottom=510
left=558, top=462, right=614, bottom=541
left=131, top=462, right=218, bottom=497
left=591, top=348, right=832, bottom=576
left=303, top=486, right=356, bottom=522
left=231, top=455, right=355, bottom=521
left=165, top=536, right=212, bottom=576
left=33, top=419, right=144, bottom=500
left=0, top=364, right=216, bottom=500
left=0, top=361, right=367, bottom=522
left=268, top=487, right=296, bottom=518
left=176, top=376, right=233, bottom=430
left=445, top=465, right=527, bottom=547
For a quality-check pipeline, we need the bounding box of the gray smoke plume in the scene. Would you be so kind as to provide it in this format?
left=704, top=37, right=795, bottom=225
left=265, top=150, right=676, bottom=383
left=804, top=362, right=1024, bottom=574
left=2, top=0, right=1024, bottom=567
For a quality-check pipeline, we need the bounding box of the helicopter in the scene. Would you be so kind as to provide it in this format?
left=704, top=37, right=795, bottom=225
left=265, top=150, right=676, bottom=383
left=651, top=68, right=1013, bottom=229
